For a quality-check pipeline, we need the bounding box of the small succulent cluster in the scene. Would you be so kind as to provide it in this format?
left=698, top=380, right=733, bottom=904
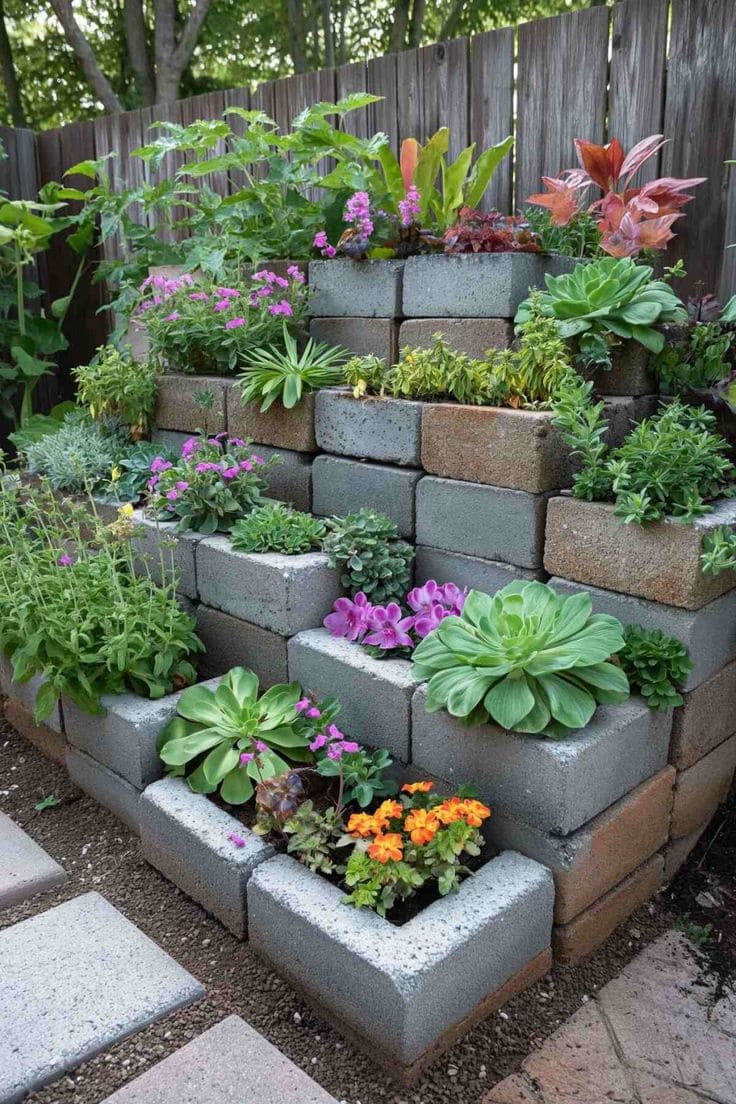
left=322, top=508, right=414, bottom=604
left=619, top=626, right=693, bottom=710
left=230, top=502, right=327, bottom=555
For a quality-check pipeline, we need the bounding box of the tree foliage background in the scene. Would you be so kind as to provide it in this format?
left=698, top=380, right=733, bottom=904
left=0, top=0, right=607, bottom=132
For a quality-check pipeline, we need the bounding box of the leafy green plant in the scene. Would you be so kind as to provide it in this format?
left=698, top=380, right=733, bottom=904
left=516, top=257, right=687, bottom=369
left=701, top=526, right=736, bottom=576
left=412, top=582, right=630, bottom=738
left=316, top=745, right=397, bottom=808
left=157, top=667, right=337, bottom=804
left=389, top=336, right=509, bottom=406
left=343, top=353, right=391, bottom=398
left=34, top=794, right=61, bottom=812
left=281, top=801, right=347, bottom=876
left=73, top=344, right=157, bottom=437
left=653, top=321, right=735, bottom=394
left=524, top=206, right=602, bottom=259
left=230, top=502, right=326, bottom=555
left=23, top=412, right=129, bottom=493
left=236, top=324, right=346, bottom=412
left=103, top=441, right=178, bottom=504
left=323, top=508, right=414, bottom=604
left=618, top=626, right=693, bottom=710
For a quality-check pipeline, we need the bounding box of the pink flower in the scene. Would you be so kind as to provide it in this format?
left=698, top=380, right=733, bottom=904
left=57, top=553, right=74, bottom=567
left=239, top=460, right=253, bottom=472
left=217, top=287, right=240, bottom=298
left=364, top=603, right=414, bottom=650
left=240, top=752, right=254, bottom=764
left=225, top=317, right=245, bottom=329
left=324, top=593, right=373, bottom=642
left=398, top=183, right=421, bottom=227
left=267, top=300, right=293, bottom=317
left=251, top=454, right=264, bottom=465
left=147, top=476, right=159, bottom=491
left=207, top=437, right=223, bottom=448
left=254, top=740, right=268, bottom=753
left=322, top=245, right=337, bottom=258
left=310, top=733, right=328, bottom=751
left=340, top=740, right=360, bottom=754
left=229, top=437, right=246, bottom=447
left=166, top=489, right=179, bottom=501
left=189, top=291, right=209, bottom=301
left=181, top=437, right=201, bottom=458
left=221, top=466, right=239, bottom=479
left=305, top=707, right=321, bottom=719
left=326, top=743, right=344, bottom=760
left=195, top=461, right=218, bottom=473
left=150, top=456, right=173, bottom=474
left=325, top=723, right=344, bottom=741
left=175, top=481, right=189, bottom=491
left=295, top=698, right=311, bottom=713
left=407, top=579, right=441, bottom=614
left=213, top=299, right=231, bottom=312
left=256, top=286, right=271, bottom=299
left=413, top=604, right=451, bottom=639
left=252, top=269, right=274, bottom=281
left=228, top=832, right=245, bottom=848
left=345, top=191, right=371, bottom=222
left=438, top=581, right=467, bottom=613
left=164, top=311, right=180, bottom=322
left=312, top=231, right=328, bottom=249
left=287, top=265, right=305, bottom=283
left=271, top=275, right=289, bottom=289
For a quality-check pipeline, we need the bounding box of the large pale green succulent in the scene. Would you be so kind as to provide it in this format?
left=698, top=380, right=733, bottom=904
left=515, top=257, right=686, bottom=367
left=411, top=581, right=630, bottom=738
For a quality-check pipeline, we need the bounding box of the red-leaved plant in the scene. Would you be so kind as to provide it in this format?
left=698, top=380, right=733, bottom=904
left=443, top=207, right=541, bottom=254
left=527, top=134, right=705, bottom=258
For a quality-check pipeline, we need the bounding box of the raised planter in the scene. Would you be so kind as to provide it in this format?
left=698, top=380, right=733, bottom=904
left=310, top=317, right=399, bottom=363
left=415, top=546, right=542, bottom=594
left=311, top=455, right=422, bottom=538
left=591, top=341, right=656, bottom=397
left=545, top=496, right=736, bottom=610
left=401, top=253, right=578, bottom=318
left=226, top=389, right=317, bottom=453
left=399, top=317, right=513, bottom=357
left=154, top=374, right=230, bottom=435
left=248, top=850, right=553, bottom=1078
left=411, top=685, right=672, bottom=836
left=0, top=660, right=63, bottom=734
left=670, top=656, right=736, bottom=770
left=66, top=747, right=143, bottom=833
left=308, top=259, right=404, bottom=318
left=315, top=388, right=422, bottom=467
left=140, top=776, right=273, bottom=939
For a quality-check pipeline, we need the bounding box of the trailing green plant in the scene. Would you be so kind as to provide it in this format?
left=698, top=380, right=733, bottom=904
left=230, top=502, right=326, bottom=555
left=0, top=484, right=202, bottom=720
left=701, top=526, right=736, bottom=576
left=516, top=257, right=687, bottom=369
left=524, top=206, right=602, bottom=259
left=157, top=667, right=339, bottom=804
left=323, top=508, right=414, bottom=604
left=73, top=344, right=157, bottom=437
left=618, top=625, right=692, bottom=710
left=236, top=323, right=346, bottom=412
left=412, top=581, right=630, bottom=738
left=343, top=353, right=391, bottom=398
left=388, top=336, right=509, bottom=406
left=23, top=411, right=130, bottom=493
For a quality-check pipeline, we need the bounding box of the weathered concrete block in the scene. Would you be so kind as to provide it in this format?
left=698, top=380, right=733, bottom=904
left=545, top=496, right=736, bottom=610
left=552, top=854, right=665, bottom=963
left=548, top=575, right=736, bottom=692
left=0, top=812, right=67, bottom=908
left=310, top=316, right=398, bottom=363
left=415, top=546, right=543, bottom=594
left=131, top=511, right=202, bottom=599
left=399, top=317, right=513, bottom=357
left=255, top=444, right=312, bottom=511
left=288, top=628, right=413, bottom=760
left=140, top=777, right=273, bottom=939
left=402, top=253, right=577, bottom=318
left=226, top=388, right=317, bottom=452
left=65, top=747, right=142, bottom=833
left=315, top=388, right=422, bottom=467
left=312, top=455, right=421, bottom=538
left=196, top=537, right=343, bottom=635
left=0, top=664, right=63, bottom=734
left=0, top=891, right=203, bottom=1104
left=248, top=851, right=554, bottom=1072
left=488, top=768, right=674, bottom=925
left=309, top=259, right=404, bottom=317
left=195, top=605, right=289, bottom=687
left=670, top=657, right=736, bottom=770
left=591, top=342, right=656, bottom=396
left=151, top=428, right=188, bottom=452
left=98, top=1015, right=340, bottom=1104
left=411, top=685, right=672, bottom=835
left=2, top=699, right=66, bottom=766
left=416, top=476, right=549, bottom=570
left=662, top=821, right=709, bottom=881
left=154, top=374, right=229, bottom=434
left=670, top=733, right=736, bottom=839
left=124, top=315, right=150, bottom=362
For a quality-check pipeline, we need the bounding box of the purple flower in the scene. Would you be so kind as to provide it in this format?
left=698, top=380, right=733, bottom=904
left=267, top=300, right=293, bottom=317
left=305, top=707, right=321, bottom=719
left=295, top=698, right=311, bottom=713
left=254, top=740, right=268, bottom=753
left=322, top=245, right=337, bottom=258
left=147, top=476, right=159, bottom=491
left=228, top=437, right=246, bottom=447
left=339, top=740, right=360, bottom=754
left=407, top=579, right=441, bottom=614
left=228, top=832, right=246, bottom=848
left=398, top=183, right=421, bottom=228
left=175, top=481, right=189, bottom=491
left=287, top=265, right=305, bottom=283
left=239, top=460, right=253, bottom=472
left=256, top=286, right=271, bottom=299
left=213, top=298, right=231, bottom=312
left=252, top=269, right=274, bottom=282
left=345, top=191, right=371, bottom=222
left=439, top=581, right=467, bottom=614
left=326, top=743, right=344, bottom=760
left=240, top=752, right=254, bottom=764
left=249, top=292, right=260, bottom=308
left=150, top=456, right=173, bottom=475
left=164, top=311, right=180, bottom=322
left=413, top=604, right=452, bottom=639
left=310, top=733, right=328, bottom=751
left=181, top=437, right=201, bottom=458
left=324, top=593, right=372, bottom=642
left=251, top=454, right=264, bottom=465
left=225, top=317, right=245, bottom=329
left=312, top=231, right=328, bottom=249
left=364, top=603, right=415, bottom=650
left=325, top=723, right=344, bottom=742
left=57, top=553, right=74, bottom=567
left=221, top=466, right=239, bottom=479
left=189, top=291, right=209, bottom=301
left=217, top=287, right=240, bottom=298
left=271, top=275, right=289, bottom=289
left=166, top=489, right=179, bottom=501
left=195, top=461, right=219, bottom=473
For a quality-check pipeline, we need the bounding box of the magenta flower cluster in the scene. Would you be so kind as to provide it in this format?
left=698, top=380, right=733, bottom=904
left=398, top=184, right=421, bottom=228
left=344, top=190, right=374, bottom=244
left=295, top=698, right=359, bottom=761
left=313, top=230, right=336, bottom=259
left=138, top=268, right=306, bottom=332
left=147, top=432, right=265, bottom=507
left=324, top=579, right=467, bottom=652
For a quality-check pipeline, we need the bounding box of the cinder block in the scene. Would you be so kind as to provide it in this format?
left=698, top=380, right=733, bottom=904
left=197, top=538, right=342, bottom=636
left=248, top=851, right=554, bottom=1072
left=415, top=546, right=543, bottom=593
left=547, top=576, right=736, bottom=692
left=140, top=777, right=273, bottom=939
left=308, top=259, right=404, bottom=317
left=226, top=388, right=317, bottom=452
left=399, top=317, right=512, bottom=357
left=151, top=429, right=188, bottom=452
left=416, top=476, right=549, bottom=570
left=3, top=699, right=66, bottom=766
left=591, top=342, right=656, bottom=396
left=65, top=747, right=142, bottom=833
left=195, top=605, right=289, bottom=687
left=1, top=665, right=63, bottom=734
left=315, top=388, right=422, bottom=467
left=288, top=628, right=414, bottom=760
left=411, top=685, right=672, bottom=835
left=545, top=496, right=736, bottom=610
left=124, top=315, right=150, bottom=362
left=670, top=657, right=736, bottom=770
left=256, top=444, right=312, bottom=512
left=670, top=733, right=736, bottom=839
left=131, top=511, right=202, bottom=599
left=154, top=374, right=229, bottom=434
left=488, top=768, right=674, bottom=924
left=402, top=253, right=577, bottom=318
left=310, top=317, right=399, bottom=363
left=312, top=455, right=421, bottom=538
left=662, top=820, right=709, bottom=881
left=552, top=854, right=665, bottom=963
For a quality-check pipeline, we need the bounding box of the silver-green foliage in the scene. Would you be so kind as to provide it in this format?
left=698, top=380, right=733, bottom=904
left=24, top=412, right=128, bottom=493
left=230, top=502, right=326, bottom=554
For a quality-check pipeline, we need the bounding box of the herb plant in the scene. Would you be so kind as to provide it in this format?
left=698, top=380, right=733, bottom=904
left=72, top=344, right=157, bottom=437
left=23, top=412, right=129, bottom=493
left=701, top=527, right=736, bottom=576
left=343, top=354, right=390, bottom=398
left=323, top=508, right=414, bottom=604
left=653, top=322, right=735, bottom=394
left=524, top=205, right=602, bottom=259
left=618, top=626, right=693, bottom=710
left=236, top=324, right=346, bottom=412
left=230, top=503, right=326, bottom=555
left=412, top=582, right=630, bottom=738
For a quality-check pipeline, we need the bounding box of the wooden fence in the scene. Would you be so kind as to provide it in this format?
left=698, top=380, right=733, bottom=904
left=1, top=0, right=736, bottom=404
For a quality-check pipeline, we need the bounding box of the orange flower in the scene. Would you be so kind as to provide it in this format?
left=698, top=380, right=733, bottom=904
left=368, top=833, right=404, bottom=863
left=373, top=799, right=403, bottom=828
left=404, top=807, right=439, bottom=845
left=434, top=797, right=465, bottom=825
left=401, top=781, right=434, bottom=794
left=347, top=812, right=378, bottom=839
left=459, top=799, right=491, bottom=828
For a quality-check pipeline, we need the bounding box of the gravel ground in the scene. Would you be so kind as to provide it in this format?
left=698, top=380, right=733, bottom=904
left=0, top=711, right=697, bottom=1104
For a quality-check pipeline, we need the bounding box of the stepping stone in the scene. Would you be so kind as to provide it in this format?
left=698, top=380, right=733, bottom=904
left=0, top=812, right=67, bottom=908
left=100, top=1015, right=339, bottom=1103
left=0, top=892, right=204, bottom=1104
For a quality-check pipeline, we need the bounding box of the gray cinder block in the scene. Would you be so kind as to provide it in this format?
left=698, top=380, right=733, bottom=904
left=308, top=259, right=404, bottom=318
left=315, top=388, right=423, bottom=467
left=65, top=748, right=143, bottom=834
left=312, top=455, right=422, bottom=538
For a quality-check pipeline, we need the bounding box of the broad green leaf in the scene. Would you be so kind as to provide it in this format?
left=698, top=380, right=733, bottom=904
left=202, top=744, right=241, bottom=786
left=176, top=683, right=223, bottom=725
left=220, top=767, right=254, bottom=805
left=484, top=672, right=535, bottom=730
left=464, top=136, right=514, bottom=209
left=160, top=728, right=223, bottom=766
left=537, top=673, right=597, bottom=730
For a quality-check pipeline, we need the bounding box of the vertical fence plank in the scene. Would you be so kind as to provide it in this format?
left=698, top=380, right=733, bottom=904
left=609, top=0, right=668, bottom=182
left=663, top=0, right=736, bottom=297
left=469, top=28, right=514, bottom=213
left=367, top=53, right=398, bottom=154
left=335, top=61, right=370, bottom=138
left=718, top=123, right=736, bottom=303
left=516, top=6, right=609, bottom=209
left=396, top=47, right=424, bottom=143
left=421, top=38, right=469, bottom=160
left=223, top=86, right=252, bottom=196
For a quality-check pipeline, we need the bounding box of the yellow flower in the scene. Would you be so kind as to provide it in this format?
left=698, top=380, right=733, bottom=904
left=401, top=781, right=434, bottom=795
left=117, top=503, right=134, bottom=518
left=110, top=465, right=121, bottom=483
left=373, top=800, right=403, bottom=829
